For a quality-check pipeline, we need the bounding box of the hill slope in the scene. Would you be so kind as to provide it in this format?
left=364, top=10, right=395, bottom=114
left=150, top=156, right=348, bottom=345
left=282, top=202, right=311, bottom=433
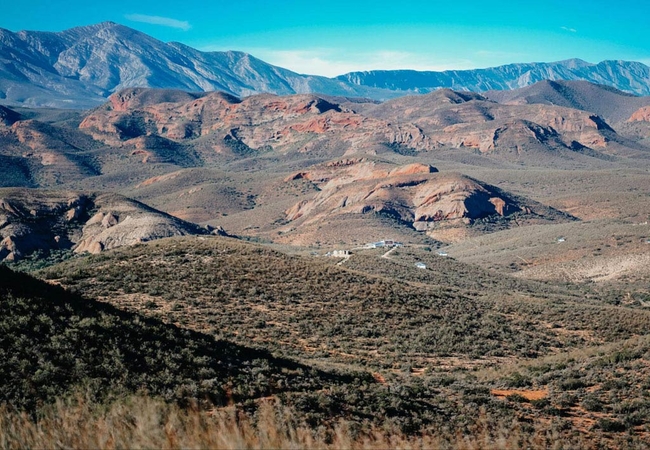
left=0, top=188, right=218, bottom=262
left=40, top=236, right=650, bottom=369
left=485, top=80, right=650, bottom=125
left=0, top=265, right=362, bottom=412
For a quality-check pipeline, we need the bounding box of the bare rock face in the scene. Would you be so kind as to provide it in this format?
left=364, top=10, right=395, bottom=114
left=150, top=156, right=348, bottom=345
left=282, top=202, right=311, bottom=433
left=73, top=194, right=211, bottom=254
left=79, top=90, right=432, bottom=159
left=285, top=161, right=498, bottom=231
left=629, top=106, right=650, bottom=122
left=366, top=92, right=616, bottom=156
left=0, top=236, right=20, bottom=261
left=0, top=189, right=89, bottom=261
left=281, top=159, right=572, bottom=244
left=100, top=213, right=118, bottom=228
left=0, top=188, right=222, bottom=262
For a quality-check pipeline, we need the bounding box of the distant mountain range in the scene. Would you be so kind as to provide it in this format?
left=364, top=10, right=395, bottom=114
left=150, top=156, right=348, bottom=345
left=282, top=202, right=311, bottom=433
left=1, top=21, right=650, bottom=108
left=338, top=59, right=650, bottom=97
left=0, top=22, right=387, bottom=108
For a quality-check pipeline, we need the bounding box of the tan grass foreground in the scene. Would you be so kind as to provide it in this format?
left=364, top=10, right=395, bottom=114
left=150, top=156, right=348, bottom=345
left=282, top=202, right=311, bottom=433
left=0, top=394, right=617, bottom=450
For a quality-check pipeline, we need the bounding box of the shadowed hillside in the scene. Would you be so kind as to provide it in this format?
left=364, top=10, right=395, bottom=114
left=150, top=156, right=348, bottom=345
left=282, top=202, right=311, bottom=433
left=0, top=265, right=368, bottom=413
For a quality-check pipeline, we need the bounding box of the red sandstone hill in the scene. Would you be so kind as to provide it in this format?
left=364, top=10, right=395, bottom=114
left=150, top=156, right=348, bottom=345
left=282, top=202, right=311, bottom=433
left=78, top=89, right=430, bottom=160
left=277, top=158, right=574, bottom=244
left=75, top=87, right=642, bottom=167
left=363, top=89, right=626, bottom=159
left=629, top=106, right=650, bottom=123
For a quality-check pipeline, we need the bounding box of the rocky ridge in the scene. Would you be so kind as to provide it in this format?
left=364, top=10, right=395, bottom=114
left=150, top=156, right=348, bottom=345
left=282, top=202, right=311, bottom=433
left=0, top=188, right=220, bottom=262
left=74, top=87, right=636, bottom=166
left=0, top=22, right=391, bottom=108
left=338, top=59, right=650, bottom=96
left=485, top=80, right=650, bottom=125
left=78, top=89, right=431, bottom=158
left=280, top=159, right=574, bottom=243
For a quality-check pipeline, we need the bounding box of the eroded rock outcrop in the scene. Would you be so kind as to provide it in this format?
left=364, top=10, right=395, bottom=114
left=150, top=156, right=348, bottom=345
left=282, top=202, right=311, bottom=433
left=282, top=159, right=572, bottom=243
left=629, top=106, right=650, bottom=123
left=79, top=89, right=432, bottom=158
left=0, top=188, right=225, bottom=261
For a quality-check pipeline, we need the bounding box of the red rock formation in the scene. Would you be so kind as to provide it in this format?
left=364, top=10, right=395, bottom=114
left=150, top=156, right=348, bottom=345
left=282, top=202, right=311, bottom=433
left=629, top=106, right=650, bottom=122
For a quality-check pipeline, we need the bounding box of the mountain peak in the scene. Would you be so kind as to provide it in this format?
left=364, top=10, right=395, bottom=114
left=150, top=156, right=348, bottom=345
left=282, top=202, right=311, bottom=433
left=557, top=58, right=592, bottom=68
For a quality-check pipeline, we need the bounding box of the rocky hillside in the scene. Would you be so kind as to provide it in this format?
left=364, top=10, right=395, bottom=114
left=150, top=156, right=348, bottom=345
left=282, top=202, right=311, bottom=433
left=280, top=158, right=575, bottom=243
left=485, top=80, right=650, bottom=125
left=76, top=87, right=643, bottom=165
left=629, top=106, right=650, bottom=123
left=78, top=88, right=429, bottom=159
left=361, top=89, right=638, bottom=162
left=0, top=86, right=646, bottom=249
left=0, top=188, right=219, bottom=262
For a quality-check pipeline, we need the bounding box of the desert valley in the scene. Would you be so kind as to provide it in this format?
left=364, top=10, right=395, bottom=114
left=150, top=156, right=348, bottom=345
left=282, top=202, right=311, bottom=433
left=1, top=20, right=650, bottom=448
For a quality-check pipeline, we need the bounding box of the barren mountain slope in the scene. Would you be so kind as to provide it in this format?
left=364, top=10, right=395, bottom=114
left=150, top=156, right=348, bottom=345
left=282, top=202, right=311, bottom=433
left=0, top=106, right=106, bottom=187
left=0, top=22, right=393, bottom=108
left=0, top=188, right=217, bottom=261
left=3, top=22, right=650, bottom=108
left=274, top=158, right=575, bottom=244
left=363, top=89, right=644, bottom=161
left=485, top=80, right=650, bottom=125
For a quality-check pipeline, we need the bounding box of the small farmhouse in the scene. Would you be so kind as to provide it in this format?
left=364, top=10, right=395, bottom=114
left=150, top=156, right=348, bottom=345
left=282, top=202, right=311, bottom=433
left=366, top=240, right=404, bottom=249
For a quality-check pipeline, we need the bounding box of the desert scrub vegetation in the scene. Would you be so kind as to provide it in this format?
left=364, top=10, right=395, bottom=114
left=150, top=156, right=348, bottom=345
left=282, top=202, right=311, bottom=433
left=5, top=243, right=650, bottom=446
left=2, top=248, right=77, bottom=272
left=0, top=265, right=533, bottom=441
left=343, top=248, right=590, bottom=303
left=470, top=334, right=650, bottom=438
left=39, top=236, right=650, bottom=369
left=0, top=265, right=369, bottom=413
left=38, top=241, right=537, bottom=364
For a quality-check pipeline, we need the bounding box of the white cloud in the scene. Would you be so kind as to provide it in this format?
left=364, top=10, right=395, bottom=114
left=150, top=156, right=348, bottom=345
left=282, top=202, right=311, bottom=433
left=561, top=26, right=577, bottom=33
left=125, top=14, right=191, bottom=31
left=200, top=46, right=475, bottom=77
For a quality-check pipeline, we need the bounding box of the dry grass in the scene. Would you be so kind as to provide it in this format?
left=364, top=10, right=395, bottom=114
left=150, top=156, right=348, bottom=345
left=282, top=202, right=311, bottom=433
left=0, top=394, right=618, bottom=450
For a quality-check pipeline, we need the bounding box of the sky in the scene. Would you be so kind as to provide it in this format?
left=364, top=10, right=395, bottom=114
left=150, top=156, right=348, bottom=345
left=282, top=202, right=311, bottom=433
left=2, top=0, right=649, bottom=77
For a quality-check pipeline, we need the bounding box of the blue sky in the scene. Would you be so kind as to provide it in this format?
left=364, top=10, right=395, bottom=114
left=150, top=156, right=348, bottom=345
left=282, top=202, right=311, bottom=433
left=2, top=0, right=649, bottom=76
